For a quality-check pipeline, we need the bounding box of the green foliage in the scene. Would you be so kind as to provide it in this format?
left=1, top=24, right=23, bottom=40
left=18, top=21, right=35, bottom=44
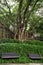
left=0, top=39, right=21, bottom=43
left=39, top=34, right=43, bottom=41
left=0, top=40, right=43, bottom=63
left=0, top=0, right=43, bottom=40
left=0, top=39, right=43, bottom=45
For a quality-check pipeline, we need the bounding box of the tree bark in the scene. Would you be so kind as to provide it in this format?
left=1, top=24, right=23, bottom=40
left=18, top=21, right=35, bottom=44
left=17, top=0, right=23, bottom=40
left=15, top=0, right=39, bottom=41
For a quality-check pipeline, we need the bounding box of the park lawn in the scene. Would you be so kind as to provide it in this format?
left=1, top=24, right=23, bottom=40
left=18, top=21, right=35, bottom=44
left=0, top=40, right=43, bottom=63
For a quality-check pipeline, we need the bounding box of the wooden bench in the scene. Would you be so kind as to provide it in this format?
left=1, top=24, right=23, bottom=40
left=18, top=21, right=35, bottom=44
left=28, top=54, right=41, bottom=60
left=1, top=52, right=19, bottom=59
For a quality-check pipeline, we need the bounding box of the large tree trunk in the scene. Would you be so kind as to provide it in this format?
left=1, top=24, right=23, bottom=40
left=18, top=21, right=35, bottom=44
left=18, top=29, right=26, bottom=41
left=17, top=0, right=24, bottom=41
left=14, top=0, right=39, bottom=41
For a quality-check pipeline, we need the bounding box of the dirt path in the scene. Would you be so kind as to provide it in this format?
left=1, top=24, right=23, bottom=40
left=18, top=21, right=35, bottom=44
left=0, top=63, right=43, bottom=65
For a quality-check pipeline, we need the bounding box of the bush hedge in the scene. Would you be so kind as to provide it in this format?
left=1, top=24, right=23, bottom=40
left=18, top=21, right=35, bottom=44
left=0, top=39, right=21, bottom=43
left=0, top=40, right=43, bottom=63
left=0, top=39, right=43, bottom=46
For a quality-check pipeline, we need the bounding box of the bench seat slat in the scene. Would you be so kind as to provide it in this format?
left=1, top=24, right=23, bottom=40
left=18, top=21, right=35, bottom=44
left=1, top=53, right=19, bottom=59
left=28, top=54, right=41, bottom=60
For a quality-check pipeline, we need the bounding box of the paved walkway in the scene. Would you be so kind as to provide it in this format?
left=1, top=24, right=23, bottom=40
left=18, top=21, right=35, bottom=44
left=0, top=63, right=43, bottom=65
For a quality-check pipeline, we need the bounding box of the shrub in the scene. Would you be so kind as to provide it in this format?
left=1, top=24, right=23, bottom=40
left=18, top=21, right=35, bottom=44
left=0, top=39, right=21, bottom=43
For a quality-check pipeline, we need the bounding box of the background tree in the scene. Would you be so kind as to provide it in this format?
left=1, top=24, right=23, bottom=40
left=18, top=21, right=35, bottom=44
left=0, top=0, right=43, bottom=41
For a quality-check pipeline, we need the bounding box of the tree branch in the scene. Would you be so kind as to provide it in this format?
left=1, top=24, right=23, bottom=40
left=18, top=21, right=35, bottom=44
left=23, top=0, right=32, bottom=21
left=27, top=0, right=39, bottom=21
left=17, top=0, right=23, bottom=28
left=4, top=0, right=11, bottom=14
left=24, top=0, right=39, bottom=31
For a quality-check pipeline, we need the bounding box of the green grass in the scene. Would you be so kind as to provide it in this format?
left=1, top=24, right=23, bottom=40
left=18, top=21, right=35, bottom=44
left=0, top=40, right=43, bottom=63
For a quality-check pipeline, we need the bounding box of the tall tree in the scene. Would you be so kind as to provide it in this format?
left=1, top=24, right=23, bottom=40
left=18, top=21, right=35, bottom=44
left=16, top=0, right=39, bottom=41
left=0, top=0, right=43, bottom=41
